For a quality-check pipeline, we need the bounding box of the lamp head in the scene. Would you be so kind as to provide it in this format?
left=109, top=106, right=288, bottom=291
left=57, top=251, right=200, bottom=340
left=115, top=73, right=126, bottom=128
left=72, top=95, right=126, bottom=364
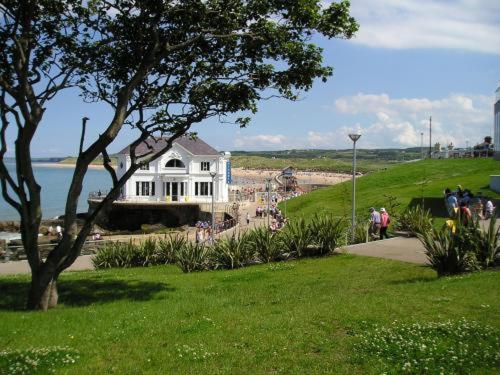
left=348, top=133, right=361, bottom=142
left=209, top=171, right=217, bottom=178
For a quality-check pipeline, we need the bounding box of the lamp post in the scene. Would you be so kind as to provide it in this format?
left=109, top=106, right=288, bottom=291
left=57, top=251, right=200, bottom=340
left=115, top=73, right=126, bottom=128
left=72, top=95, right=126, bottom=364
left=210, top=171, right=217, bottom=243
left=348, top=133, right=361, bottom=244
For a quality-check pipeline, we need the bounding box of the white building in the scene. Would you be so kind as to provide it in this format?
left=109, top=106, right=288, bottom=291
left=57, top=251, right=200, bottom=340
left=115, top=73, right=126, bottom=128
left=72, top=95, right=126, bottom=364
left=116, top=137, right=231, bottom=203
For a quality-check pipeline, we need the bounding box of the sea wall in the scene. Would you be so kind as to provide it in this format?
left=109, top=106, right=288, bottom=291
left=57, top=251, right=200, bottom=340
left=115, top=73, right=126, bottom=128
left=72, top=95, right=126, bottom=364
left=89, top=201, right=205, bottom=231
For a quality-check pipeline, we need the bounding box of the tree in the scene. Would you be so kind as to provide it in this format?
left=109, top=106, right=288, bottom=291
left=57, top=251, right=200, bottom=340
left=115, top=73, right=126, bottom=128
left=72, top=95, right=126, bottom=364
left=0, top=0, right=358, bottom=310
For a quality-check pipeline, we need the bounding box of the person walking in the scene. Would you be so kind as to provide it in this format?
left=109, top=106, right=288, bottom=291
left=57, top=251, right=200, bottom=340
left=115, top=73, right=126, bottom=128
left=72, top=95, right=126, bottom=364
left=246, top=212, right=250, bottom=225
left=379, top=208, right=391, bottom=240
left=368, top=207, right=381, bottom=241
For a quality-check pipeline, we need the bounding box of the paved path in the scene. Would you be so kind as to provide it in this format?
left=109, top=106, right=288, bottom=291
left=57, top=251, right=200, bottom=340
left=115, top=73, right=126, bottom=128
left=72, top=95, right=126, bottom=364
left=340, top=237, right=428, bottom=265
left=0, top=255, right=94, bottom=276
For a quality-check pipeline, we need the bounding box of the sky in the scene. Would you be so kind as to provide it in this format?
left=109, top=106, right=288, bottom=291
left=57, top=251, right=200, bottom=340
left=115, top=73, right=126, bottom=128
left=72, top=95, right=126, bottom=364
left=6, top=0, right=500, bottom=156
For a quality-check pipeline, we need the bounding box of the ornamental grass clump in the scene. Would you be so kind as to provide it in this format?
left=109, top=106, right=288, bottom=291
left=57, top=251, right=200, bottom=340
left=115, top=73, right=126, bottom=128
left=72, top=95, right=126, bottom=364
left=175, top=242, right=213, bottom=273
left=280, top=217, right=312, bottom=257
left=418, top=217, right=499, bottom=277
left=0, top=347, right=79, bottom=374
left=211, top=232, right=254, bottom=269
left=309, top=214, right=347, bottom=254
left=92, top=241, right=140, bottom=269
left=355, top=318, right=500, bottom=374
left=157, top=235, right=187, bottom=264
left=249, top=226, right=284, bottom=263
left=396, top=205, right=433, bottom=236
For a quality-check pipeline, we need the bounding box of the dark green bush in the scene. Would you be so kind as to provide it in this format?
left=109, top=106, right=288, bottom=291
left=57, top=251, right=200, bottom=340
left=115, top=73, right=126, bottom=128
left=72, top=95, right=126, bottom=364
left=280, top=218, right=312, bottom=257
left=175, top=242, right=212, bottom=273
left=212, top=232, right=254, bottom=269
left=395, top=205, right=433, bottom=236
left=309, top=214, right=347, bottom=255
left=249, top=227, right=284, bottom=263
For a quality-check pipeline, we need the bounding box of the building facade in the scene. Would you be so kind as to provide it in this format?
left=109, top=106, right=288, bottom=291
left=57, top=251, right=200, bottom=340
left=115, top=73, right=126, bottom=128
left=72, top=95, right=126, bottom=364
left=116, top=137, right=231, bottom=203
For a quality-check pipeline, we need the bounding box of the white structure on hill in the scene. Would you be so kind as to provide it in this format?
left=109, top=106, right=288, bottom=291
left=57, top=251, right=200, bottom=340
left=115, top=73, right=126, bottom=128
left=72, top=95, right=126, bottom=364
left=116, top=137, right=231, bottom=203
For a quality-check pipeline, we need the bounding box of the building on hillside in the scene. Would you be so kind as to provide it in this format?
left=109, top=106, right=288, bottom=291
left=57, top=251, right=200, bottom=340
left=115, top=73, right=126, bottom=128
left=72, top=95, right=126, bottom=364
left=116, top=136, right=231, bottom=203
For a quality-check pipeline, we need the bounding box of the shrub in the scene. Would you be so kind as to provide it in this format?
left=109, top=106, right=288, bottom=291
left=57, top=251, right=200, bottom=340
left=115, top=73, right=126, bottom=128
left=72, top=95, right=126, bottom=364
left=92, top=241, right=139, bottom=269
left=157, top=235, right=187, bottom=264
left=475, top=215, right=500, bottom=268
left=352, top=219, right=370, bottom=244
left=249, top=227, right=284, bottom=263
left=212, top=232, right=254, bottom=269
left=418, top=225, right=480, bottom=276
left=280, top=218, right=312, bottom=257
left=396, top=205, right=433, bottom=236
left=309, top=214, right=347, bottom=255
left=175, top=242, right=212, bottom=273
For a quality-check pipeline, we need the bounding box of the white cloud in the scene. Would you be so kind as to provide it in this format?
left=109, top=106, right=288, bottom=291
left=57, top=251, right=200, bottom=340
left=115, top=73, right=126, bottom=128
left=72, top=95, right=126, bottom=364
left=324, top=0, right=500, bottom=54
left=234, top=134, right=287, bottom=149
left=325, top=92, right=494, bottom=148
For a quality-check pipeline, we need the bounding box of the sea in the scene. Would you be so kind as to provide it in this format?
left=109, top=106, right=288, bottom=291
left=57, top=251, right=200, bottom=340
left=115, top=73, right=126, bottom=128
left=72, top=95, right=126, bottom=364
left=0, top=162, right=111, bottom=221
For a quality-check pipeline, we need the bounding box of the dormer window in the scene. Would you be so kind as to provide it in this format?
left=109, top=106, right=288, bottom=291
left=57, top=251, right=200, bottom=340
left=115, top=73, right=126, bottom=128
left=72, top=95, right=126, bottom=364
left=201, top=161, right=210, bottom=171
left=165, top=159, right=185, bottom=168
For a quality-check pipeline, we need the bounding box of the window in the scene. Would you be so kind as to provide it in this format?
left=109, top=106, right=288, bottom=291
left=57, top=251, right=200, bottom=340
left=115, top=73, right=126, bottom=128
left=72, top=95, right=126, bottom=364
left=139, top=163, right=149, bottom=170
left=201, top=161, right=210, bottom=171
left=165, top=159, right=185, bottom=168
left=195, top=182, right=213, bottom=196
left=135, top=181, right=155, bottom=196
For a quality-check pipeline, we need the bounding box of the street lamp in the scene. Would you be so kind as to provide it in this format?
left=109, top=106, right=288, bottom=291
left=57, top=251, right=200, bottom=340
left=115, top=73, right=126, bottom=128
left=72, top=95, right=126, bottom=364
left=348, top=133, right=361, bottom=244
left=210, top=171, right=217, bottom=243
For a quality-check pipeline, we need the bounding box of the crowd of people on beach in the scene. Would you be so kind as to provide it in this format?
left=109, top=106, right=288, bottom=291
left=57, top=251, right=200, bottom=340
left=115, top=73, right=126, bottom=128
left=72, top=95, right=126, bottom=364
left=444, top=185, right=496, bottom=225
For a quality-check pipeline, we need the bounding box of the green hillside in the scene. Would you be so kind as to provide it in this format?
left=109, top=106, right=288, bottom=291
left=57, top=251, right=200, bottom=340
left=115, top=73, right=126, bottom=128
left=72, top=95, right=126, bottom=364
left=231, top=155, right=394, bottom=174
left=284, top=158, right=500, bottom=220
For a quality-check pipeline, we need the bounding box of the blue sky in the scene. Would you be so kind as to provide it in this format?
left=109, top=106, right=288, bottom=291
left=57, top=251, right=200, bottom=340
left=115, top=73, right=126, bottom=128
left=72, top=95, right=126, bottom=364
left=7, top=0, right=500, bottom=156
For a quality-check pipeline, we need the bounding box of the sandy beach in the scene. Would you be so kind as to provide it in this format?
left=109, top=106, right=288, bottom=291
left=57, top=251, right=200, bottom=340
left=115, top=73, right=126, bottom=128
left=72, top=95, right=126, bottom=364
left=231, top=167, right=351, bottom=185
left=33, top=162, right=106, bottom=170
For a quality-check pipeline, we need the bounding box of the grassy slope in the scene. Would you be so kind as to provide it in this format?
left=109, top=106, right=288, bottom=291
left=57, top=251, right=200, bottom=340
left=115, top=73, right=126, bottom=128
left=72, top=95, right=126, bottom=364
left=0, top=255, right=498, bottom=374
left=231, top=155, right=394, bottom=174
left=283, top=158, right=500, bottom=221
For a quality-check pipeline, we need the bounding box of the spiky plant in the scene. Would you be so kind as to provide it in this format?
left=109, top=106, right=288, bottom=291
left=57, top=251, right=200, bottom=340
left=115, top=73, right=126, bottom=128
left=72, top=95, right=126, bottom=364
left=212, top=232, right=254, bottom=269
left=281, top=218, right=312, bottom=257
left=309, top=214, right=347, bottom=255
left=249, top=227, right=283, bottom=263
left=175, top=242, right=213, bottom=273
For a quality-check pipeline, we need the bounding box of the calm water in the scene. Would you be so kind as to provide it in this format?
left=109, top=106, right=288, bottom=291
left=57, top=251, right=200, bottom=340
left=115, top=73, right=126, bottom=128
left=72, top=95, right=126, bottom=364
left=0, top=163, right=111, bottom=220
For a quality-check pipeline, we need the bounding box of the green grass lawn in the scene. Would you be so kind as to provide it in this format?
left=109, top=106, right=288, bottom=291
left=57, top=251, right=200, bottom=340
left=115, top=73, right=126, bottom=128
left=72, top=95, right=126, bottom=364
left=283, top=158, right=500, bottom=222
left=231, top=155, right=395, bottom=174
left=0, top=255, right=499, bottom=374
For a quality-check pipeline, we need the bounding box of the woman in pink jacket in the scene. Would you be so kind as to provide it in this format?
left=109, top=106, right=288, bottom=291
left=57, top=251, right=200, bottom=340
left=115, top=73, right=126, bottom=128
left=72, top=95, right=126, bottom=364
left=380, top=208, right=391, bottom=240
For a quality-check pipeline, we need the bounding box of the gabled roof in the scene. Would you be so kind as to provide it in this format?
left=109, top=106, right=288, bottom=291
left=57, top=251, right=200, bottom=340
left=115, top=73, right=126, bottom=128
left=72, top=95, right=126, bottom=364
left=118, top=136, right=219, bottom=156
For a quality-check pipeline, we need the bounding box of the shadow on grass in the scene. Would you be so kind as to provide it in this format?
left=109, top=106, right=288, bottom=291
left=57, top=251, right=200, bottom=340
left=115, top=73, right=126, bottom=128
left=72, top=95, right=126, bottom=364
left=388, top=274, right=437, bottom=285
left=0, top=277, right=174, bottom=311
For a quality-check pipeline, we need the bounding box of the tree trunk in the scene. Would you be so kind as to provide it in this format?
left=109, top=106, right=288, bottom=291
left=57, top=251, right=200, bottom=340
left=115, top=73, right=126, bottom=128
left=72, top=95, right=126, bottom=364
left=27, top=270, right=58, bottom=311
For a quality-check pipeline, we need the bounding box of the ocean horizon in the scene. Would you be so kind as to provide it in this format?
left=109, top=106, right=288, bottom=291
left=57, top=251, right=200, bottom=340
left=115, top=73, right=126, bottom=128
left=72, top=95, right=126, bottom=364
left=0, top=162, right=111, bottom=221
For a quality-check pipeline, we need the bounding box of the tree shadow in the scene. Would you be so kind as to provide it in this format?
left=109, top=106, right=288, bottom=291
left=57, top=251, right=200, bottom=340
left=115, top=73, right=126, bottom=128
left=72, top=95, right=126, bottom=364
left=0, top=276, right=175, bottom=311
left=388, top=274, right=437, bottom=285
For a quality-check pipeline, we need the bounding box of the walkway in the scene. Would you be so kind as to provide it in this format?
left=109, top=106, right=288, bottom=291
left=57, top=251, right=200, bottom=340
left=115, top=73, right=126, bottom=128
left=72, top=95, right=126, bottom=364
left=340, top=237, right=428, bottom=265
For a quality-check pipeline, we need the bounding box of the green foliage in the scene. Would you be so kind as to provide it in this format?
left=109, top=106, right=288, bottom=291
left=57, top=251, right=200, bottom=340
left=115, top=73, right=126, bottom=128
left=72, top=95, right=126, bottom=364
left=249, top=227, right=284, bottom=263
left=309, top=214, right=347, bottom=254
left=353, top=219, right=370, bottom=244
left=280, top=218, right=312, bottom=257
left=212, top=232, right=254, bottom=269
left=157, top=235, right=187, bottom=265
left=283, top=159, right=500, bottom=223
left=0, top=347, right=79, bottom=374
left=355, top=319, right=500, bottom=374
left=175, top=242, right=212, bottom=273
left=395, top=205, right=434, bottom=236
left=418, top=218, right=499, bottom=277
